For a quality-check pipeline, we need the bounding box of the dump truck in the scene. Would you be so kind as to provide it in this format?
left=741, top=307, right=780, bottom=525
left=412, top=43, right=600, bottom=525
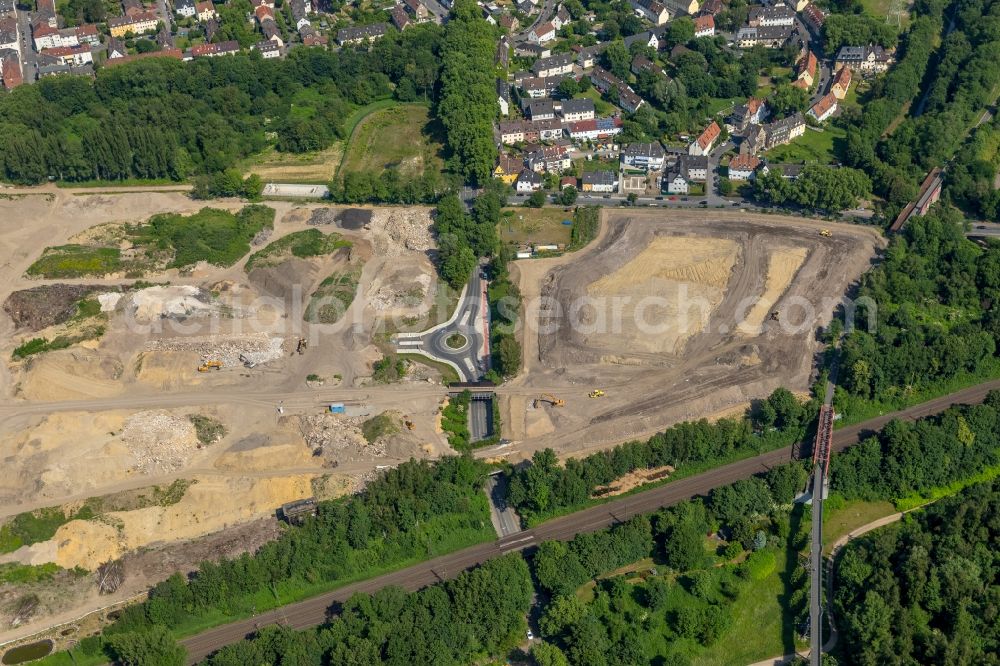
left=197, top=360, right=222, bottom=372
left=589, top=389, right=605, bottom=398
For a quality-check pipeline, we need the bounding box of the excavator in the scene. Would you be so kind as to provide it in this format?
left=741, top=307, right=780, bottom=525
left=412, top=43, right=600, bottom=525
left=820, top=228, right=832, bottom=237
left=589, top=389, right=605, bottom=398
left=197, top=360, right=222, bottom=372
left=535, top=393, right=565, bottom=408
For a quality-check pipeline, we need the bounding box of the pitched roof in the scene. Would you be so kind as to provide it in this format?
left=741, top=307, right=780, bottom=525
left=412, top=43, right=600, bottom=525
left=695, top=120, right=721, bottom=151
left=694, top=14, right=714, bottom=31
left=809, top=93, right=837, bottom=118
left=833, top=65, right=852, bottom=88
left=729, top=153, right=760, bottom=171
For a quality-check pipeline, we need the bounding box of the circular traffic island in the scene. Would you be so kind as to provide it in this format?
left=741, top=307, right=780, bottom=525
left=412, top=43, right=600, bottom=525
left=445, top=333, right=467, bottom=350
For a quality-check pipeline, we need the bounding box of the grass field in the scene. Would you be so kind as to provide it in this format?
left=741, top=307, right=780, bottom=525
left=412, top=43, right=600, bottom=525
left=338, top=104, right=444, bottom=178
left=244, top=144, right=344, bottom=184
left=765, top=124, right=847, bottom=165
left=575, top=87, right=617, bottom=116
left=499, top=207, right=574, bottom=247
left=245, top=229, right=352, bottom=271
left=860, top=0, right=910, bottom=27
left=822, top=496, right=896, bottom=555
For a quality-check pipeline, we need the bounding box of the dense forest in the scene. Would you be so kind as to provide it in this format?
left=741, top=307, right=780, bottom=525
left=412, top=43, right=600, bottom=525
left=837, top=207, right=1000, bottom=408
left=65, top=457, right=494, bottom=663
left=0, top=25, right=444, bottom=184
left=834, top=479, right=1000, bottom=665
left=506, top=388, right=814, bottom=524
left=841, top=0, right=1000, bottom=214
left=831, top=392, right=1000, bottom=501
left=946, top=114, right=1000, bottom=220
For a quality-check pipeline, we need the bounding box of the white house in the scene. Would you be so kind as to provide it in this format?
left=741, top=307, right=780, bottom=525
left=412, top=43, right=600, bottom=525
left=582, top=170, right=618, bottom=193
left=727, top=153, right=760, bottom=181
left=664, top=170, right=688, bottom=194
left=516, top=169, right=544, bottom=193
left=560, top=98, right=594, bottom=122
left=688, top=121, right=721, bottom=156
left=175, top=0, right=196, bottom=18
left=622, top=142, right=666, bottom=171
left=528, top=21, right=556, bottom=44
left=808, top=93, right=838, bottom=123
left=630, top=0, right=670, bottom=25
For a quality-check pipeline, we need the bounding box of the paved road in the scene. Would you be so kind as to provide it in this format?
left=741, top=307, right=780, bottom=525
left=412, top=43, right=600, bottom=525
left=178, top=379, right=1000, bottom=664
left=15, top=8, right=37, bottom=83
left=485, top=473, right=522, bottom=537
left=394, top=269, right=489, bottom=382
left=967, top=221, right=1000, bottom=238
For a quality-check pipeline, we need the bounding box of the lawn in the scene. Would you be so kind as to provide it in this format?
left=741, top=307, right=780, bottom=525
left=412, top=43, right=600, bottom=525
left=764, top=124, right=847, bottom=165
left=338, top=103, right=444, bottom=178
left=860, top=0, right=910, bottom=28
left=244, top=144, right=344, bottom=185
left=25, top=245, right=122, bottom=279
left=499, top=207, right=574, bottom=247
left=822, top=496, right=897, bottom=556
left=575, top=87, right=617, bottom=116
left=577, top=157, right=620, bottom=173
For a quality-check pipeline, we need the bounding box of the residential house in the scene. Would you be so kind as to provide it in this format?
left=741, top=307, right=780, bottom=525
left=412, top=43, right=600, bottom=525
left=108, top=12, right=159, bottom=37
left=526, top=144, right=571, bottom=173
left=582, top=170, right=618, bottom=193
left=516, top=42, right=550, bottom=58
left=493, top=153, right=524, bottom=184
left=727, top=153, right=760, bottom=180
left=175, top=0, right=196, bottom=18
left=623, top=26, right=665, bottom=51
left=631, top=54, right=661, bottom=77
left=630, top=0, right=669, bottom=25
left=567, top=116, right=623, bottom=141
left=617, top=86, right=644, bottom=113
left=727, top=97, right=767, bottom=132
left=34, top=0, right=57, bottom=28
left=759, top=163, right=804, bottom=179
left=390, top=5, right=409, bottom=29
left=830, top=65, right=851, bottom=99
left=553, top=4, right=570, bottom=29
left=499, top=13, right=518, bottom=32
left=300, top=27, right=327, bottom=47
left=574, top=43, right=605, bottom=69
left=663, top=166, right=688, bottom=194
left=835, top=45, right=893, bottom=75
left=693, top=14, right=714, bottom=37
left=495, top=36, right=510, bottom=67
left=516, top=169, right=543, bottom=193
left=527, top=21, right=556, bottom=44
left=689, top=120, right=720, bottom=156
left=748, top=3, right=794, bottom=26
left=699, top=0, right=723, bottom=13
left=121, top=0, right=145, bottom=17
left=683, top=155, right=709, bottom=181
left=591, top=66, right=646, bottom=112
left=0, top=16, right=17, bottom=52
left=496, top=79, right=510, bottom=116
left=560, top=98, right=594, bottom=122
left=106, top=36, right=127, bottom=58
left=735, top=25, right=793, bottom=48
left=75, top=24, right=100, bottom=44
left=792, top=51, right=817, bottom=90
left=622, top=142, right=666, bottom=171
left=337, top=23, right=389, bottom=45
left=808, top=92, right=837, bottom=123
left=791, top=0, right=809, bottom=10
left=663, top=0, right=700, bottom=15
left=524, top=98, right=556, bottom=120
left=560, top=175, right=578, bottom=189
left=498, top=119, right=564, bottom=144
left=41, top=44, right=93, bottom=65
left=191, top=40, right=240, bottom=56
left=741, top=123, right=768, bottom=154
left=253, top=40, right=281, bottom=58
left=517, top=74, right=564, bottom=98
left=195, top=0, right=217, bottom=20
left=802, top=4, right=825, bottom=31
left=764, top=112, right=805, bottom=148
left=531, top=52, right=573, bottom=77
left=0, top=49, right=21, bottom=89
left=403, top=0, right=429, bottom=20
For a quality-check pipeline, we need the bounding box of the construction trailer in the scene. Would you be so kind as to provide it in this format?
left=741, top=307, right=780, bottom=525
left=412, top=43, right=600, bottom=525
left=278, top=497, right=318, bottom=525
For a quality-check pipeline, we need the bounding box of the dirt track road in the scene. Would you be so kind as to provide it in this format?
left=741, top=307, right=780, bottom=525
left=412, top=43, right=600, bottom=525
left=179, top=379, right=1000, bottom=664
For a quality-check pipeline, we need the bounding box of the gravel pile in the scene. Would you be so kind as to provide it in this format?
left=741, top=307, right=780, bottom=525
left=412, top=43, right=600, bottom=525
left=300, top=414, right=387, bottom=459
left=146, top=334, right=286, bottom=368
left=121, top=410, right=199, bottom=473
left=369, top=274, right=430, bottom=311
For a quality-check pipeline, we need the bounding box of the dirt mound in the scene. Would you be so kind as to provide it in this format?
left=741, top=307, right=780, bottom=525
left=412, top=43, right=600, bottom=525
left=370, top=208, right=434, bottom=257
left=247, top=256, right=322, bottom=302
left=128, top=286, right=212, bottom=322
left=4, top=285, right=99, bottom=331
left=307, top=208, right=372, bottom=230
left=18, top=351, right=124, bottom=401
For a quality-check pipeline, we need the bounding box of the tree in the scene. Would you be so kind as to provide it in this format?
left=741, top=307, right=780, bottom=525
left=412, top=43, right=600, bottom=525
left=527, top=190, right=547, bottom=208
left=493, top=333, right=522, bottom=378
left=560, top=186, right=578, bottom=206
left=106, top=627, right=186, bottom=666
left=765, top=463, right=808, bottom=505
left=557, top=77, right=580, bottom=98
left=769, top=84, right=809, bottom=117
left=602, top=39, right=631, bottom=80
left=532, top=643, right=571, bottom=666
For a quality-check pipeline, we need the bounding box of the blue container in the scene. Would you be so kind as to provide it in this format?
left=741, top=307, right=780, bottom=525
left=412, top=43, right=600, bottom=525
left=329, top=403, right=346, bottom=414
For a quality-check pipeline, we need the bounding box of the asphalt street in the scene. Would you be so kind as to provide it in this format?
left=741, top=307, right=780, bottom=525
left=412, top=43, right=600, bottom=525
left=485, top=472, right=522, bottom=537
left=395, top=269, right=488, bottom=382
left=178, top=379, right=1000, bottom=664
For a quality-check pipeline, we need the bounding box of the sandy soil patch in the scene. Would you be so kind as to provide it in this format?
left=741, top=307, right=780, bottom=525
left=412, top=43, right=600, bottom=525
left=592, top=465, right=674, bottom=498
left=17, top=351, right=123, bottom=401
left=587, top=236, right=739, bottom=355
left=738, top=246, right=809, bottom=335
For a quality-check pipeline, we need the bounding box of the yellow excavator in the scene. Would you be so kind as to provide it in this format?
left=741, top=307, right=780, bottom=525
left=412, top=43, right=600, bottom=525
left=197, top=360, right=223, bottom=372
left=589, top=389, right=605, bottom=398
left=536, top=393, right=565, bottom=407
left=820, top=229, right=832, bottom=237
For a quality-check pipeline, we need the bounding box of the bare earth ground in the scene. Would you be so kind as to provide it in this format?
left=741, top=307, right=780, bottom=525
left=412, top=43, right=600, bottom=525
left=0, top=191, right=883, bottom=646
left=498, top=208, right=883, bottom=461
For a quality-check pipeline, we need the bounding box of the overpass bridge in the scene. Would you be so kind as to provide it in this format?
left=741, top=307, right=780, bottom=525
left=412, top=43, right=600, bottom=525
left=809, top=392, right=836, bottom=664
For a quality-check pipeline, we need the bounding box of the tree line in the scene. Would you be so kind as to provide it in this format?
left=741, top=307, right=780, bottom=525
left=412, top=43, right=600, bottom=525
left=751, top=164, right=872, bottom=213
left=833, top=477, right=1000, bottom=665
left=831, top=392, right=1000, bottom=501
left=0, top=25, right=445, bottom=185
left=506, top=388, right=815, bottom=525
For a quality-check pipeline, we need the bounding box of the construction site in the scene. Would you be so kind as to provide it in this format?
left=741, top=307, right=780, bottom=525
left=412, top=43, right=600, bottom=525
left=0, top=189, right=883, bottom=647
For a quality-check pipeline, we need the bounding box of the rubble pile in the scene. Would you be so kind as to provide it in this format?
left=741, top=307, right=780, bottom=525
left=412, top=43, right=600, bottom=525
left=146, top=335, right=286, bottom=367
left=369, top=274, right=431, bottom=311
left=300, top=414, right=387, bottom=458
left=371, top=209, right=434, bottom=257
left=121, top=411, right=199, bottom=473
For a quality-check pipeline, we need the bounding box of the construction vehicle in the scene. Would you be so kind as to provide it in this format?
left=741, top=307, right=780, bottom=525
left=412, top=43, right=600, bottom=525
left=239, top=353, right=256, bottom=369
left=197, top=360, right=222, bottom=372
left=589, top=389, right=605, bottom=398
left=296, top=338, right=308, bottom=354
left=820, top=228, right=832, bottom=237
left=535, top=393, right=565, bottom=408
left=769, top=311, right=780, bottom=322
left=405, top=420, right=416, bottom=430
